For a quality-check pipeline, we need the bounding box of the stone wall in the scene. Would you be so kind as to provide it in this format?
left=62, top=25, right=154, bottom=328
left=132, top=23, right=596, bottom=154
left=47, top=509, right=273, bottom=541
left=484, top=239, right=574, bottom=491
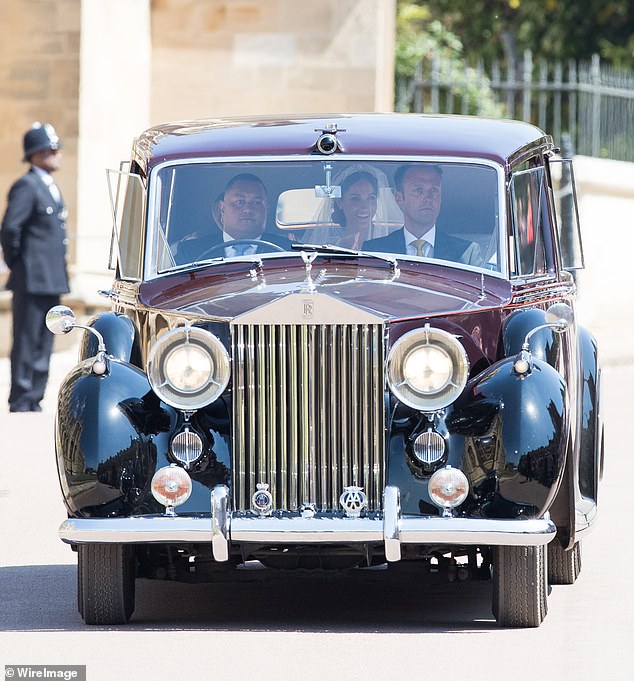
left=0, top=0, right=81, bottom=267
left=150, top=0, right=395, bottom=120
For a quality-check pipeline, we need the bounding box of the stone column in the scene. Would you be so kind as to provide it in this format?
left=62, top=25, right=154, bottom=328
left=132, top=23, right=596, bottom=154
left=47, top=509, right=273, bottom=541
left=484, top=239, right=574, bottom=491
left=74, top=0, right=151, bottom=304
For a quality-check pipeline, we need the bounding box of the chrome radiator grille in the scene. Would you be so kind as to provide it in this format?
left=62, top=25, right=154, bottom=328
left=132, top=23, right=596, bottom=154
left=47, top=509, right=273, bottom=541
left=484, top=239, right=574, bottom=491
left=231, top=323, right=385, bottom=512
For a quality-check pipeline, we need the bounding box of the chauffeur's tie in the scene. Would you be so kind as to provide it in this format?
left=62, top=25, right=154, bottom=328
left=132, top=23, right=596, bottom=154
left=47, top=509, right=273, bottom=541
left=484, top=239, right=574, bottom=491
left=231, top=243, right=256, bottom=256
left=410, top=238, right=432, bottom=257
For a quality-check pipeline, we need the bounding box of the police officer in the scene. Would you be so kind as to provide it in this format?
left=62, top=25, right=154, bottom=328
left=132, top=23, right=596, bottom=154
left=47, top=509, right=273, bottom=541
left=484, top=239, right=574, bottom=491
left=1, top=123, right=70, bottom=412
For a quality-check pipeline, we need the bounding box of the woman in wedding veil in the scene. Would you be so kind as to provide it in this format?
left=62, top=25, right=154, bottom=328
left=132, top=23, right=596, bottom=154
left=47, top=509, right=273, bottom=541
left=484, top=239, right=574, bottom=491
left=305, top=163, right=401, bottom=249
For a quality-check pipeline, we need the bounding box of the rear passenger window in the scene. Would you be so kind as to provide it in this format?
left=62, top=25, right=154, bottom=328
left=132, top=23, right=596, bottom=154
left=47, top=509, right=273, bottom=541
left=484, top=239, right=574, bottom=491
left=509, top=167, right=547, bottom=277
left=549, top=158, right=585, bottom=271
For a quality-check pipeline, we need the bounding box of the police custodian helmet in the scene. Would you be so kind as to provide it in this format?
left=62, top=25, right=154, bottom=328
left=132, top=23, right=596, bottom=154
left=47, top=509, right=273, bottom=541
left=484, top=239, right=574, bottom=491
left=23, top=122, right=62, bottom=162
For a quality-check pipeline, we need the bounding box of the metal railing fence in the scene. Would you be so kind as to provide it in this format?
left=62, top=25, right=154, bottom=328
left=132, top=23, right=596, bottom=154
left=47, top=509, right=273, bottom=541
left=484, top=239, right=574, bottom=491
left=396, top=51, right=634, bottom=162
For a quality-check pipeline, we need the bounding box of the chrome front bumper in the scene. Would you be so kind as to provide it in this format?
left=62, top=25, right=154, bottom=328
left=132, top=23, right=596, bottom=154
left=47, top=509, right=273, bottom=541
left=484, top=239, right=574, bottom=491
left=59, top=485, right=556, bottom=561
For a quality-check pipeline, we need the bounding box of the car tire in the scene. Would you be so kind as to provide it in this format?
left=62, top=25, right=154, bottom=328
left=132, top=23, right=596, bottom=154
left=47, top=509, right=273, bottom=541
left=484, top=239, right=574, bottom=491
left=492, top=545, right=547, bottom=627
left=548, top=540, right=582, bottom=585
left=78, top=544, right=136, bottom=625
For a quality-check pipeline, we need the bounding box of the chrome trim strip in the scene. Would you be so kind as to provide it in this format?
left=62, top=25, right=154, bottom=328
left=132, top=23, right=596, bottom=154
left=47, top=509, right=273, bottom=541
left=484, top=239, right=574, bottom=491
left=300, top=324, right=309, bottom=504
left=279, top=326, right=288, bottom=510
left=383, top=485, right=401, bottom=561
left=328, top=325, right=338, bottom=510
left=267, top=325, right=277, bottom=500
left=257, top=324, right=267, bottom=500
left=574, top=498, right=598, bottom=539
left=368, top=325, right=384, bottom=500
left=58, top=517, right=212, bottom=544
left=247, top=325, right=256, bottom=496
left=211, top=485, right=230, bottom=562
left=60, top=513, right=556, bottom=548
left=340, top=325, right=349, bottom=489
left=235, top=325, right=246, bottom=504
left=397, top=516, right=556, bottom=545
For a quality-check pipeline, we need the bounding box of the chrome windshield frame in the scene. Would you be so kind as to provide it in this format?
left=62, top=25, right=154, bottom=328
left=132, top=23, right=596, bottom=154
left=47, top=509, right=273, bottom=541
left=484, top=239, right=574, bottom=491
left=144, top=154, right=508, bottom=281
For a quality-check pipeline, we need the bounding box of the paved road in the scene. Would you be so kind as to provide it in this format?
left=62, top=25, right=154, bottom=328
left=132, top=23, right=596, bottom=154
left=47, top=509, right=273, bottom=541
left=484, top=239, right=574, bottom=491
left=0, top=355, right=632, bottom=681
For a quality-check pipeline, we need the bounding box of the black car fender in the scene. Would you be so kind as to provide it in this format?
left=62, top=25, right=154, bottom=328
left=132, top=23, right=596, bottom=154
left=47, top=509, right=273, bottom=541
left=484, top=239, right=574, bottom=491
left=55, top=357, right=175, bottom=517
left=502, top=307, right=561, bottom=366
left=548, top=325, right=603, bottom=548
left=450, top=354, right=569, bottom=518
left=79, top=311, right=142, bottom=366
left=578, top=326, right=602, bottom=501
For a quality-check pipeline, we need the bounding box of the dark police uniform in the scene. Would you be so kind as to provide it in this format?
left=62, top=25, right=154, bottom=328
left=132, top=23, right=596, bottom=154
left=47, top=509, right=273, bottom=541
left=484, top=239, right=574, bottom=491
left=1, top=124, right=69, bottom=412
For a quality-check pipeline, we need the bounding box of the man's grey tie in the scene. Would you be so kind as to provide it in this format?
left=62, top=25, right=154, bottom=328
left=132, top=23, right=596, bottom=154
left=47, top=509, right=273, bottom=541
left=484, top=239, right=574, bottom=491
left=232, top=243, right=251, bottom=256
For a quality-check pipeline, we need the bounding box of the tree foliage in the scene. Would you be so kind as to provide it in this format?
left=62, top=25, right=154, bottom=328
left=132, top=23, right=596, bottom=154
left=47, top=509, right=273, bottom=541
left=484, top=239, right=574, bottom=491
left=402, top=0, right=634, bottom=67
left=395, top=3, right=503, bottom=115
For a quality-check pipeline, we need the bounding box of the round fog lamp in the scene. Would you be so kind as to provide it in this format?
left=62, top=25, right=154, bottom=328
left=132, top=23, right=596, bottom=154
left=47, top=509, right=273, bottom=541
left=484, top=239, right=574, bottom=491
left=428, top=466, right=468, bottom=515
left=151, top=464, right=192, bottom=511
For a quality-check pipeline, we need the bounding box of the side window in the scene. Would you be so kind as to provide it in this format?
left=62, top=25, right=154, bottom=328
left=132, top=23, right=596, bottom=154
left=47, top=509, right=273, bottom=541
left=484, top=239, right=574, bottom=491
left=107, top=165, right=146, bottom=281
left=548, top=158, right=585, bottom=270
left=509, top=167, right=547, bottom=277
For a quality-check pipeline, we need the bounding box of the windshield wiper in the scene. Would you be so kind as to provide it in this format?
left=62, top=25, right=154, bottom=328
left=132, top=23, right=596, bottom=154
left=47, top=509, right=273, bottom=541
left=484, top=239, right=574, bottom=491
left=292, top=242, right=360, bottom=255
left=292, top=243, right=400, bottom=275
left=168, top=254, right=265, bottom=273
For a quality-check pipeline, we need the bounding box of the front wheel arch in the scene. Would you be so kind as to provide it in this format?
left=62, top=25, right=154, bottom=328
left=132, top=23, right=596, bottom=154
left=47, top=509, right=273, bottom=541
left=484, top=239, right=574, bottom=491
left=79, top=311, right=141, bottom=366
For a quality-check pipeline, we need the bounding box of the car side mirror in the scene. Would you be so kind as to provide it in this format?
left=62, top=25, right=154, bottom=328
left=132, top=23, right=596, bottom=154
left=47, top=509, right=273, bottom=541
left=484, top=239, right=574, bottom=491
left=46, top=305, right=109, bottom=375
left=46, top=305, right=77, bottom=335
left=514, top=302, right=574, bottom=376
left=523, top=302, right=574, bottom=351
left=544, top=302, right=574, bottom=332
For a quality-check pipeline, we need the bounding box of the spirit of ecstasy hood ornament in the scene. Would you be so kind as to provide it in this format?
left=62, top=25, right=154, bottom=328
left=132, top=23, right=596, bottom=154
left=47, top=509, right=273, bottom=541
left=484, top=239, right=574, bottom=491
left=300, top=250, right=318, bottom=293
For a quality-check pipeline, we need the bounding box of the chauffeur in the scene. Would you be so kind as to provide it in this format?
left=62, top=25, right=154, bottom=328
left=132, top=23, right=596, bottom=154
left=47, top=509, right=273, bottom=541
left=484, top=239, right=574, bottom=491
left=1, top=123, right=70, bottom=412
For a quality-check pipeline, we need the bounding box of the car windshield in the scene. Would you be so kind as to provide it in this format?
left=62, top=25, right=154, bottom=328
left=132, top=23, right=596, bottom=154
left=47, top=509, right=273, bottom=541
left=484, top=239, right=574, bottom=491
left=148, top=159, right=502, bottom=276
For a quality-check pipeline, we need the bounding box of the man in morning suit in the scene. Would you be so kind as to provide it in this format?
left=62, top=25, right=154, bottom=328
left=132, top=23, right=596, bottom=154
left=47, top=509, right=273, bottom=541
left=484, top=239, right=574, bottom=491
left=175, top=173, right=292, bottom=262
left=1, top=123, right=70, bottom=412
left=362, top=163, right=481, bottom=265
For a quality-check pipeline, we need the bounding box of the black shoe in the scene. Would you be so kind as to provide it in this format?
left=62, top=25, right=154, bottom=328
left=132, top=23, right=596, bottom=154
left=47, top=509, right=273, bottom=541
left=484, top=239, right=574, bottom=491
left=9, top=404, right=32, bottom=413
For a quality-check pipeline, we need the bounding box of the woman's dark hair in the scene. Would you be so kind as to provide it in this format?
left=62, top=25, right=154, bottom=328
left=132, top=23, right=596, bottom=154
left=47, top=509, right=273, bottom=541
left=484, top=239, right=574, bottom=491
left=332, top=171, right=379, bottom=226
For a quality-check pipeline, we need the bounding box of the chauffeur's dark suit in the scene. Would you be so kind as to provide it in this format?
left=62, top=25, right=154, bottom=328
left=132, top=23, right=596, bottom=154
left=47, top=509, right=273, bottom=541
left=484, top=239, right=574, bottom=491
left=175, top=226, right=293, bottom=264
left=362, top=228, right=482, bottom=266
left=1, top=168, right=69, bottom=411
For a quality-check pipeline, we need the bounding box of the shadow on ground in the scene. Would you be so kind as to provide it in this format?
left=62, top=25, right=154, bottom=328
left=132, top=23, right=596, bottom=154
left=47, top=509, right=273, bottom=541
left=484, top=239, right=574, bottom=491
left=0, top=563, right=498, bottom=633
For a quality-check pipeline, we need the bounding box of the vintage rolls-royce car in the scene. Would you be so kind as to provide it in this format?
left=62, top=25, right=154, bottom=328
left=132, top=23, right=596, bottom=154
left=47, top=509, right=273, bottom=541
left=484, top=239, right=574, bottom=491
left=47, top=113, right=602, bottom=627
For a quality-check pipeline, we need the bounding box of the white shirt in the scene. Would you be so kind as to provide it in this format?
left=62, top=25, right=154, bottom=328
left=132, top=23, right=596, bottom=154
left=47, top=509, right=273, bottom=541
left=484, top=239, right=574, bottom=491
left=404, top=225, right=435, bottom=257
left=32, top=165, right=62, bottom=205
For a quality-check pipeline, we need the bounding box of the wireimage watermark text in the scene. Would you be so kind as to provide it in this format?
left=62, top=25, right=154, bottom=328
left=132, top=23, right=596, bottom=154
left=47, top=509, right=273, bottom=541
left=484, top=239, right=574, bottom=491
left=5, top=667, right=86, bottom=681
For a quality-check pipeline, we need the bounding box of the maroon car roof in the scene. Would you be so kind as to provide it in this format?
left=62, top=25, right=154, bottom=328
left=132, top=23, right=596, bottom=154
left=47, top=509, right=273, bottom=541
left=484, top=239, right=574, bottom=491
left=132, top=113, right=552, bottom=173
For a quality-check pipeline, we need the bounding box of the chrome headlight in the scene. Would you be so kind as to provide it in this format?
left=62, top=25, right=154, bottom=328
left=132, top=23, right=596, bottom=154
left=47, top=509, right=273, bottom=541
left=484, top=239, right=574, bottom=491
left=387, top=326, right=469, bottom=411
left=147, top=325, right=230, bottom=410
